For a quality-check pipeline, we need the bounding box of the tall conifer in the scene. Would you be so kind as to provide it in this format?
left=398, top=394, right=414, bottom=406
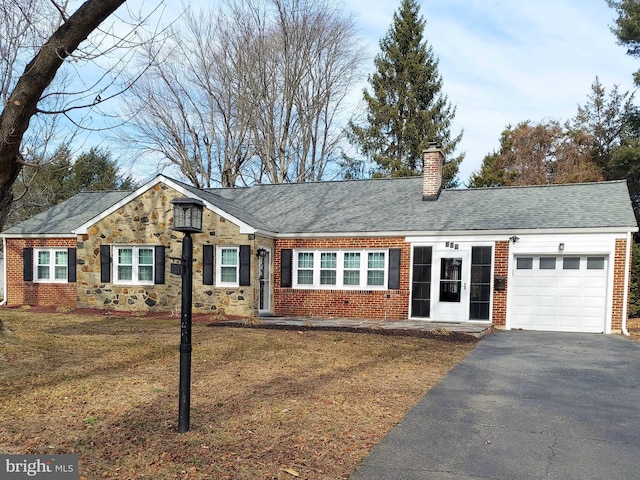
left=349, top=0, right=463, bottom=186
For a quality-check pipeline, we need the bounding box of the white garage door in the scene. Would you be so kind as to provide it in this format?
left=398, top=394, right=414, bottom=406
left=510, top=255, right=608, bottom=333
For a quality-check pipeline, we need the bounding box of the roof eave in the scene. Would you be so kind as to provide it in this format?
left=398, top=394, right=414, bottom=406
left=272, top=226, right=639, bottom=239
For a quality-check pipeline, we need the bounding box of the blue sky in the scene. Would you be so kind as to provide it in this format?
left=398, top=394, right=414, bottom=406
left=344, top=0, right=639, bottom=183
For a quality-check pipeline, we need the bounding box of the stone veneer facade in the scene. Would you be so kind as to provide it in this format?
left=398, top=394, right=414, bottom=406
left=74, top=183, right=272, bottom=317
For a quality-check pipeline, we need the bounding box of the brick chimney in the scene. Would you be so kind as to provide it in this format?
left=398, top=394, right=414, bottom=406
left=422, top=142, right=444, bottom=200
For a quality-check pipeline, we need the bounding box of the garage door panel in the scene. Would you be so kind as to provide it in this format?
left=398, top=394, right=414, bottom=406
left=511, top=255, right=607, bottom=333
left=537, top=295, right=557, bottom=307
left=559, top=296, right=581, bottom=308
left=559, top=276, right=581, bottom=288
left=536, top=277, right=558, bottom=288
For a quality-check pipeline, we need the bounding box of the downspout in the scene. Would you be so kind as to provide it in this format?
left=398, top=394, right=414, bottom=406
left=0, top=236, right=6, bottom=306
left=621, top=231, right=632, bottom=336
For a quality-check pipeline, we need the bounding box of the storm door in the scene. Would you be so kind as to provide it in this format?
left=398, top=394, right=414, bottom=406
left=430, top=247, right=470, bottom=322
left=258, top=250, right=271, bottom=313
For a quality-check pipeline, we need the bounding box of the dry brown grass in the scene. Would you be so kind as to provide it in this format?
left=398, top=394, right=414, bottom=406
left=0, top=309, right=476, bottom=479
left=627, top=318, right=640, bottom=339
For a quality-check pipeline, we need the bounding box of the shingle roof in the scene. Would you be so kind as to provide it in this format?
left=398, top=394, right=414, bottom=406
left=208, top=177, right=638, bottom=234
left=2, top=190, right=130, bottom=235
left=3, top=176, right=637, bottom=236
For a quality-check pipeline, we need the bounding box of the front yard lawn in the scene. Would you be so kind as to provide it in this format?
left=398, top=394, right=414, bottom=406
left=0, top=309, right=475, bottom=479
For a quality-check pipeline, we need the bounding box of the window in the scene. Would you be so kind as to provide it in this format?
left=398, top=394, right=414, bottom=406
left=320, top=252, right=337, bottom=285
left=297, top=252, right=314, bottom=285
left=217, top=246, right=239, bottom=286
left=587, top=256, right=605, bottom=270
left=34, top=249, right=68, bottom=282
left=563, top=257, right=580, bottom=270
left=516, top=257, right=533, bottom=269
left=114, top=246, right=155, bottom=285
left=539, top=257, right=556, bottom=270
left=343, top=252, right=360, bottom=285
left=293, top=249, right=387, bottom=289
left=470, top=246, right=492, bottom=320
left=367, top=252, right=385, bottom=286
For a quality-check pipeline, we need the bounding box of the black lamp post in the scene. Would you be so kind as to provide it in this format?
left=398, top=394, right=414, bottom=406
left=171, top=197, right=204, bottom=433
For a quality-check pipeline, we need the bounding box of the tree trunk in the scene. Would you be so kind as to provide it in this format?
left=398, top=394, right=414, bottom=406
left=0, top=0, right=126, bottom=231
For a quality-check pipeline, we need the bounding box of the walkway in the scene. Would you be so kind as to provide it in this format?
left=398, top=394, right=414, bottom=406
left=208, top=316, right=493, bottom=340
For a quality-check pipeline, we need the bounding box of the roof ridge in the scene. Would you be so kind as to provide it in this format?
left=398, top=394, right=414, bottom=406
left=203, top=175, right=422, bottom=192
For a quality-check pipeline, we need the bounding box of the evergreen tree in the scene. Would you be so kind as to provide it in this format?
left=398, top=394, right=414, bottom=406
left=608, top=0, right=640, bottom=85
left=567, top=77, right=639, bottom=178
left=348, top=0, right=463, bottom=187
left=67, top=147, right=136, bottom=193
left=6, top=147, right=136, bottom=228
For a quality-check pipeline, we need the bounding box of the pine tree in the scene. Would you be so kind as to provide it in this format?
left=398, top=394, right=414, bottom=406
left=348, top=0, right=463, bottom=187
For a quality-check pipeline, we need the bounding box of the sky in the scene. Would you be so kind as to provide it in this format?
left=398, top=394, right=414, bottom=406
left=342, top=0, right=639, bottom=184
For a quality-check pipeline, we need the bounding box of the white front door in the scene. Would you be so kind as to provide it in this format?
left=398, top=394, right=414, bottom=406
left=430, top=247, right=470, bottom=322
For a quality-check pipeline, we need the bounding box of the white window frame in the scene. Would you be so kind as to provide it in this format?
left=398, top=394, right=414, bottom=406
left=113, top=245, right=155, bottom=285
left=216, top=245, right=240, bottom=287
left=293, top=249, right=388, bottom=290
left=34, top=248, right=68, bottom=283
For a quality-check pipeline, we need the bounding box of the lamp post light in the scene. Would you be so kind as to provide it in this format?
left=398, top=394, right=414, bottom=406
left=171, top=197, right=204, bottom=434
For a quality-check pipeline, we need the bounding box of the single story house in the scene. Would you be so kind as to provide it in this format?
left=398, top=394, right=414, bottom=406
left=1, top=145, right=637, bottom=333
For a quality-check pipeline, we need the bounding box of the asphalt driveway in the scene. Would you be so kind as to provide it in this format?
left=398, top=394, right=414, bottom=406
left=350, top=331, right=640, bottom=480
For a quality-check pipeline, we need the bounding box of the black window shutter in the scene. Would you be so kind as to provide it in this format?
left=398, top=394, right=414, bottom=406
left=100, top=245, right=111, bottom=283
left=239, top=245, right=251, bottom=286
left=388, top=248, right=401, bottom=290
left=154, top=246, right=166, bottom=284
left=23, top=248, right=33, bottom=282
left=281, top=249, right=293, bottom=287
left=67, top=248, right=77, bottom=283
left=203, top=245, right=214, bottom=285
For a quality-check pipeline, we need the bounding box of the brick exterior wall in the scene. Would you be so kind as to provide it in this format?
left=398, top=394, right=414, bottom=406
left=5, top=237, right=78, bottom=308
left=422, top=146, right=443, bottom=199
left=273, top=238, right=411, bottom=319
left=492, top=240, right=509, bottom=327
left=611, top=237, right=629, bottom=333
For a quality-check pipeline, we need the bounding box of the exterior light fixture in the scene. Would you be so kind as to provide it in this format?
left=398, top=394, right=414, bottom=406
left=256, top=248, right=267, bottom=258
left=171, top=197, right=204, bottom=233
left=170, top=197, right=204, bottom=433
left=509, top=235, right=519, bottom=244
left=559, top=243, right=565, bottom=251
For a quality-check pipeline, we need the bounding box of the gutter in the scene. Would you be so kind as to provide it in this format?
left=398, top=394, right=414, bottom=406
left=0, top=236, right=6, bottom=306
left=621, top=231, right=632, bottom=336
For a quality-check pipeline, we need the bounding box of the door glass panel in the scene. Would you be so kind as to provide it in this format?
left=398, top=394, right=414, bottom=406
left=439, top=257, right=462, bottom=303
left=587, top=257, right=605, bottom=269
left=563, top=257, right=580, bottom=270
left=539, top=257, right=556, bottom=270
left=516, top=257, right=533, bottom=269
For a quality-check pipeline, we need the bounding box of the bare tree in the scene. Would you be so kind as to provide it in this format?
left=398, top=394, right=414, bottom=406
left=120, top=6, right=255, bottom=188
left=0, top=0, right=168, bottom=232
left=247, top=0, right=365, bottom=183
left=121, top=0, right=365, bottom=187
